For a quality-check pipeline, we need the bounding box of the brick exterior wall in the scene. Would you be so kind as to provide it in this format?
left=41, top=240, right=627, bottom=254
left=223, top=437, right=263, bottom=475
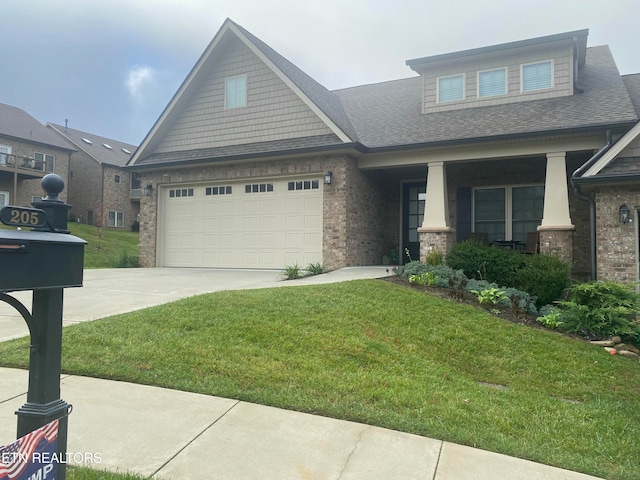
left=419, top=230, right=455, bottom=262
left=138, top=154, right=393, bottom=269
left=67, top=151, right=140, bottom=228
left=539, top=228, right=574, bottom=266
left=138, top=151, right=594, bottom=275
left=68, top=151, right=102, bottom=224
left=101, top=165, right=140, bottom=229
left=594, top=185, right=640, bottom=283
left=0, top=136, right=70, bottom=206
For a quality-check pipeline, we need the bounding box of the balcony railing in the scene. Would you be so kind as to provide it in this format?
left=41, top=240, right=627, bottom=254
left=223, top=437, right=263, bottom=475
left=0, top=154, right=52, bottom=174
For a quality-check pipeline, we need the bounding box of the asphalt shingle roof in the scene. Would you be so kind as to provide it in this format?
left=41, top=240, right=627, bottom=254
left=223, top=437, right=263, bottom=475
left=334, top=46, right=638, bottom=148
left=622, top=74, right=640, bottom=116
left=48, top=124, right=137, bottom=167
left=0, top=103, right=75, bottom=151
left=133, top=23, right=639, bottom=168
left=134, top=134, right=344, bottom=166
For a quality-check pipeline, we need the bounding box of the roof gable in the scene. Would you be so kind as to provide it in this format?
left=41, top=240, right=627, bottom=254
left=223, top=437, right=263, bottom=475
left=47, top=123, right=136, bottom=167
left=129, top=19, right=356, bottom=166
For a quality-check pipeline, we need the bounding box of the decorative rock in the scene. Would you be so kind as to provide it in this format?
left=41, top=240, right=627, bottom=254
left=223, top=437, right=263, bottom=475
left=611, top=336, right=622, bottom=344
left=604, top=347, right=617, bottom=354
left=617, top=350, right=640, bottom=360
left=591, top=340, right=615, bottom=347
left=615, top=343, right=640, bottom=354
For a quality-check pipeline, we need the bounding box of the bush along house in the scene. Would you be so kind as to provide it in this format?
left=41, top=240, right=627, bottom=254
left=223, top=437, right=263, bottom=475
left=126, top=19, right=640, bottom=283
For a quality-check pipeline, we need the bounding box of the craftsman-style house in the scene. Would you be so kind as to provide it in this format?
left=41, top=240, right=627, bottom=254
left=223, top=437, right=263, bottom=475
left=127, top=19, right=640, bottom=283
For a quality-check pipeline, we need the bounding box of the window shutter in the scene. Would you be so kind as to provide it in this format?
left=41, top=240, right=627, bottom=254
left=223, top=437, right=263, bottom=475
left=456, top=187, right=472, bottom=242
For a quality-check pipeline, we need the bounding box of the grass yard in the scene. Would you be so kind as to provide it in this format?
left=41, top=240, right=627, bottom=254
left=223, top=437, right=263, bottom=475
left=1, top=280, right=639, bottom=479
left=0, top=222, right=139, bottom=268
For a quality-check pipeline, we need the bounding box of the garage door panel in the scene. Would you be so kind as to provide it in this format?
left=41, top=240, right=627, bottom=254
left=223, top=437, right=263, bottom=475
left=160, top=179, right=322, bottom=269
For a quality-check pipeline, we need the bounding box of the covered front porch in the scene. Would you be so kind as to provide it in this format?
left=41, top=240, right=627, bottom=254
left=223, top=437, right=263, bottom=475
left=358, top=144, right=595, bottom=280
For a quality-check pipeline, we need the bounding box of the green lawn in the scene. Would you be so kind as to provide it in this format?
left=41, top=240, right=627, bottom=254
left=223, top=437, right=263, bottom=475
left=1, top=280, right=639, bottom=479
left=0, top=223, right=139, bottom=268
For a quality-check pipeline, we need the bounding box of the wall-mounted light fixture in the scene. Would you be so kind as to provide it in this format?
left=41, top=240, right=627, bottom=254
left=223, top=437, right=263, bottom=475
left=324, top=171, right=333, bottom=185
left=145, top=183, right=153, bottom=197
left=619, top=204, right=631, bottom=223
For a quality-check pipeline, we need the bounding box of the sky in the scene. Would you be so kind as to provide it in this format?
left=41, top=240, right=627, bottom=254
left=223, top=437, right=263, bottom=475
left=2, top=0, right=639, bottom=146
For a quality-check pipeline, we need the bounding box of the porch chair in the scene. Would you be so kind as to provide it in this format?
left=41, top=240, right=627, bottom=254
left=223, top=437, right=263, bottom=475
left=521, top=232, right=539, bottom=254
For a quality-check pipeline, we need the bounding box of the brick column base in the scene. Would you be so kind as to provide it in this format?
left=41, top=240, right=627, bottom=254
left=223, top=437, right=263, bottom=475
left=538, top=228, right=574, bottom=267
left=418, top=228, right=456, bottom=263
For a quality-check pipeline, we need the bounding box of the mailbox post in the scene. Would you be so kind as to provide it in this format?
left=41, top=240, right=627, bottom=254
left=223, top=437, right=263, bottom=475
left=0, top=174, right=85, bottom=480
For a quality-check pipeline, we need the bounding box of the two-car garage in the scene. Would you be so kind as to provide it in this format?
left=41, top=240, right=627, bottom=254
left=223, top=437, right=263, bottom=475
left=158, top=177, right=323, bottom=269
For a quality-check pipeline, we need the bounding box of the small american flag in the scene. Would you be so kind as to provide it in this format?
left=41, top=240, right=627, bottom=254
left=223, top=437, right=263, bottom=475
left=0, top=420, right=58, bottom=480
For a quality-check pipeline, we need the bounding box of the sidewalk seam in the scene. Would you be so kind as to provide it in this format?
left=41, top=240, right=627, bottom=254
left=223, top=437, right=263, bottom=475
left=149, top=399, right=241, bottom=478
left=431, top=441, right=443, bottom=480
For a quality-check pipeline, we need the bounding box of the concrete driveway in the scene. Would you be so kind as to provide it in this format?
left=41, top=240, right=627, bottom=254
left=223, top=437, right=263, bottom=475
left=0, top=267, right=393, bottom=341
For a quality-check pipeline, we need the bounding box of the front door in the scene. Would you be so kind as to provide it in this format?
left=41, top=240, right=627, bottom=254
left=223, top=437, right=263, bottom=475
left=402, top=182, right=425, bottom=264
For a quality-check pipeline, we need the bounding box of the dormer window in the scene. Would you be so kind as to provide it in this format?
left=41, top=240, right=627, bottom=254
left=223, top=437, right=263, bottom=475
left=437, top=74, right=465, bottom=103
left=225, top=75, right=247, bottom=109
left=522, top=60, right=553, bottom=92
left=478, top=68, right=507, bottom=97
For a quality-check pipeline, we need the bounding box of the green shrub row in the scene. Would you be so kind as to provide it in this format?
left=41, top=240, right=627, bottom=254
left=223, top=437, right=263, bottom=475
left=397, top=261, right=538, bottom=315
left=445, top=240, right=569, bottom=307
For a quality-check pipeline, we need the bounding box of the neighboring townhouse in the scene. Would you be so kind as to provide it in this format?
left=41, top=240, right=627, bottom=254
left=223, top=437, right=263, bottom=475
left=47, top=123, right=140, bottom=230
left=572, top=73, right=640, bottom=283
left=127, top=19, right=640, bottom=282
left=0, top=103, right=75, bottom=208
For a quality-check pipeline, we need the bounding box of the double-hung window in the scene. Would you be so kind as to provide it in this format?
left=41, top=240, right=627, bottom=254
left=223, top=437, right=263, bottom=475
left=437, top=74, right=465, bottom=103
left=108, top=211, right=124, bottom=227
left=478, top=68, right=506, bottom=98
left=225, top=75, right=247, bottom=109
left=522, top=61, right=552, bottom=92
left=0, top=145, right=11, bottom=165
left=34, top=152, right=55, bottom=172
left=473, top=185, right=544, bottom=243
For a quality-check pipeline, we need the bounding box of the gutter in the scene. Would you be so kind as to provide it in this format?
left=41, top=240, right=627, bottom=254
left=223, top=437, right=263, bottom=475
left=570, top=129, right=613, bottom=281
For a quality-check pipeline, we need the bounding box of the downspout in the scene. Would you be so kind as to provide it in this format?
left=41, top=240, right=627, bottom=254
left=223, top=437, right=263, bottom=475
left=573, top=36, right=584, bottom=94
left=570, top=129, right=613, bottom=281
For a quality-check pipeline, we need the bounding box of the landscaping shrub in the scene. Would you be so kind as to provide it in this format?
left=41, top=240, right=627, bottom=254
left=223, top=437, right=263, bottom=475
left=556, top=281, right=640, bottom=343
left=515, top=253, right=569, bottom=307
left=446, top=240, right=525, bottom=287
left=396, top=261, right=429, bottom=278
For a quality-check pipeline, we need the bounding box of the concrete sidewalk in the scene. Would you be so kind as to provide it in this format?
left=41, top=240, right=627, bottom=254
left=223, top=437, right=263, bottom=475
left=0, top=368, right=602, bottom=480
left=0, top=267, right=604, bottom=479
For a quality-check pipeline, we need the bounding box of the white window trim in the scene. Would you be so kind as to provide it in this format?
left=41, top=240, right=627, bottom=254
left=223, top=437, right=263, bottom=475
left=34, top=152, right=55, bottom=172
left=224, top=74, right=247, bottom=109
left=477, top=67, right=507, bottom=98
left=472, top=184, right=544, bottom=240
left=436, top=73, right=466, bottom=104
left=520, top=60, right=554, bottom=93
left=0, top=191, right=9, bottom=207
left=108, top=210, right=124, bottom=228
left=0, top=145, right=12, bottom=166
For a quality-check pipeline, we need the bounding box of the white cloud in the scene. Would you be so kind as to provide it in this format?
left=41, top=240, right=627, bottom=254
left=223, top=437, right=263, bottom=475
left=125, top=66, right=156, bottom=101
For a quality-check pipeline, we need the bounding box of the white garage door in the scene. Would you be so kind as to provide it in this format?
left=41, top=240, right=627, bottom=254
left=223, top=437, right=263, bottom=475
left=159, top=178, right=323, bottom=269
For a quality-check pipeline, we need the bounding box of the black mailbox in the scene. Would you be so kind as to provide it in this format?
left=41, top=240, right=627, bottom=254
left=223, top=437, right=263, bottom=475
left=0, top=174, right=86, bottom=480
left=0, top=229, right=85, bottom=292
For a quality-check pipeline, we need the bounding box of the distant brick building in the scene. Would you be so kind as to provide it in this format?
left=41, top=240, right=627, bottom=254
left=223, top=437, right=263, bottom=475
left=47, top=123, right=140, bottom=230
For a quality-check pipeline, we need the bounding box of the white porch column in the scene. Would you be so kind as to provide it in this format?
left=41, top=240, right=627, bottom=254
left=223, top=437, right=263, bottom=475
left=421, top=161, right=451, bottom=230
left=540, top=152, right=574, bottom=229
